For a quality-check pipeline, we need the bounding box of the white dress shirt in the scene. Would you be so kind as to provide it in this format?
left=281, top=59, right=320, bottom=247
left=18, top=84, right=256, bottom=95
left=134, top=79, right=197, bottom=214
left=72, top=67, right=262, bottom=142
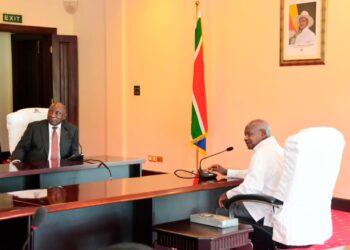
left=294, top=27, right=316, bottom=46
left=226, top=136, right=284, bottom=225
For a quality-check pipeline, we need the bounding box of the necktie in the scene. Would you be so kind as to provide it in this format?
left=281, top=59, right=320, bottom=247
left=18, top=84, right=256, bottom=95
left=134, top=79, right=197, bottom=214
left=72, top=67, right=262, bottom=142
left=51, top=127, right=59, bottom=167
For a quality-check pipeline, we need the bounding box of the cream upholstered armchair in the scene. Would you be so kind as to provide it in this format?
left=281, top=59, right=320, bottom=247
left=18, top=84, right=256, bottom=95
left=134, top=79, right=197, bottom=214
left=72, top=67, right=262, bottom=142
left=225, top=127, right=345, bottom=250
left=6, top=108, right=48, bottom=154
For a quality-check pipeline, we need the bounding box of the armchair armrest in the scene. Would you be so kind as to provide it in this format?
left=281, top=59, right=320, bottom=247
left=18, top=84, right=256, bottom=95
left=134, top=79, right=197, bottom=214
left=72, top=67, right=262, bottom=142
left=224, top=194, right=283, bottom=209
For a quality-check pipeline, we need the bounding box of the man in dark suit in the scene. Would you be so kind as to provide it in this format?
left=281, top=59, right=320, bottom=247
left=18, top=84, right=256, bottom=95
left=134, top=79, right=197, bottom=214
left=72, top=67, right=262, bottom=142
left=10, top=102, right=79, bottom=162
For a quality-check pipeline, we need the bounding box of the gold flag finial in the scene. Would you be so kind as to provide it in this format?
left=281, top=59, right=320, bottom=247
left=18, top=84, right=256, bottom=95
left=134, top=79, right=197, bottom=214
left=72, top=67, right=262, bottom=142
left=195, top=1, right=199, bottom=7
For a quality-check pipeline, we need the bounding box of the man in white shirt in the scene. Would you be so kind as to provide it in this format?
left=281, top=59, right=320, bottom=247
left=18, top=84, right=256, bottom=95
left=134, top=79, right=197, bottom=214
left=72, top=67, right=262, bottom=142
left=208, top=119, right=284, bottom=226
left=289, top=10, right=316, bottom=46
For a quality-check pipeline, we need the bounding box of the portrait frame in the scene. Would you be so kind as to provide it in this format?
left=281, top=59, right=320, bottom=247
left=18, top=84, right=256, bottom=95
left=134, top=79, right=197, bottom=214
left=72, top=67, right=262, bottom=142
left=280, top=0, right=326, bottom=66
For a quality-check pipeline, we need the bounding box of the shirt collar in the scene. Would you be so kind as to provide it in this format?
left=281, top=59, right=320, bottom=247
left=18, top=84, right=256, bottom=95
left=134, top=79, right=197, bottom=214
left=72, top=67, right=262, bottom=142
left=253, top=136, right=276, bottom=152
left=49, top=123, right=62, bottom=129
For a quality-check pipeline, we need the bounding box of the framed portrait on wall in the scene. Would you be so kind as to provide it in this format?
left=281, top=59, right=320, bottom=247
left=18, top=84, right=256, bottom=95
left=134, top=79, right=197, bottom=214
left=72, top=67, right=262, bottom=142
left=280, top=0, right=326, bottom=66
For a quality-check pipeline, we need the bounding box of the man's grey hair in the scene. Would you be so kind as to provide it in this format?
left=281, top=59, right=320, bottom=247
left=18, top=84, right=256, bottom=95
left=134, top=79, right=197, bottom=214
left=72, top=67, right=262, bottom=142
left=248, top=119, right=272, bottom=137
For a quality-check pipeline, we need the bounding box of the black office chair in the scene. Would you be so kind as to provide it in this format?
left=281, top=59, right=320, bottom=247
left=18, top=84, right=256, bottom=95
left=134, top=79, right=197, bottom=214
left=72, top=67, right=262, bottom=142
left=225, top=194, right=281, bottom=250
left=225, top=127, right=345, bottom=250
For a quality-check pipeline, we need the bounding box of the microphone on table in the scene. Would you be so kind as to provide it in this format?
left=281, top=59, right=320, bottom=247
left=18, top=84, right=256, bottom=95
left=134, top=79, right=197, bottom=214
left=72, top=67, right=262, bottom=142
left=31, top=206, right=47, bottom=230
left=22, top=206, right=48, bottom=250
left=198, top=146, right=234, bottom=181
left=67, top=143, right=84, bottom=161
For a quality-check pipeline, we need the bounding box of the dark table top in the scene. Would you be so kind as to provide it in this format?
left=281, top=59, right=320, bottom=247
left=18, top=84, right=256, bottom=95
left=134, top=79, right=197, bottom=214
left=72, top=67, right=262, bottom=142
left=0, top=173, right=242, bottom=221
left=0, top=155, right=145, bottom=178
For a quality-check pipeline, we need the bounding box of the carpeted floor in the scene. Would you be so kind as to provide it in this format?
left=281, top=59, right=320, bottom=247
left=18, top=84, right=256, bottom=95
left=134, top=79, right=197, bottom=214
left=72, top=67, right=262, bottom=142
left=290, top=210, right=350, bottom=250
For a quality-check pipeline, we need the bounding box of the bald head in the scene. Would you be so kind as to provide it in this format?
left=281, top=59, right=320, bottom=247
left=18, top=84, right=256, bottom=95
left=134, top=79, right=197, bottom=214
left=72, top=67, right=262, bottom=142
left=244, top=119, right=271, bottom=149
left=47, top=102, right=67, bottom=126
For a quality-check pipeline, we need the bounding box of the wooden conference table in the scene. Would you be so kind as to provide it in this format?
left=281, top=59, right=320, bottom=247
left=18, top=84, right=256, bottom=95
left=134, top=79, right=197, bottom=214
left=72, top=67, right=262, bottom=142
left=0, top=155, right=145, bottom=192
left=0, top=173, right=242, bottom=250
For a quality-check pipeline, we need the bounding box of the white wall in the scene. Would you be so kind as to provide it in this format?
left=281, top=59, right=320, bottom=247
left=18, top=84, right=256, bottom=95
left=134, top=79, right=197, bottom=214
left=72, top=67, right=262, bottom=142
left=0, top=0, right=75, bottom=34
left=74, top=0, right=107, bottom=156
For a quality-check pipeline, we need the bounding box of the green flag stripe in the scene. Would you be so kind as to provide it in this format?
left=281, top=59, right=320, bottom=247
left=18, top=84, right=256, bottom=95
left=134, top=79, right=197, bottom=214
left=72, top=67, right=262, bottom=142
left=195, top=18, right=202, bottom=50
left=191, top=104, right=203, bottom=139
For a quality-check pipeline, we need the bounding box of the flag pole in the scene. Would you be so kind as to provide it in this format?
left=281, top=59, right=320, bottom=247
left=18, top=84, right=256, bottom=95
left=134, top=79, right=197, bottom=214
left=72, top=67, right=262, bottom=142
left=195, top=0, right=200, bottom=172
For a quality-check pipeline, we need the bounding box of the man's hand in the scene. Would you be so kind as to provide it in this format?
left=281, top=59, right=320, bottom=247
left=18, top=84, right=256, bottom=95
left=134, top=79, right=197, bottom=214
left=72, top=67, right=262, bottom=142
left=9, top=159, right=21, bottom=169
left=207, top=164, right=227, bottom=175
left=218, top=193, right=228, bottom=208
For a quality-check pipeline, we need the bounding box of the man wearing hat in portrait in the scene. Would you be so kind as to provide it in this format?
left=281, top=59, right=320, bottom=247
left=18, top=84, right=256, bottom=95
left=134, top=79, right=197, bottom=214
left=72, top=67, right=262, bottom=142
left=289, top=10, right=316, bottom=46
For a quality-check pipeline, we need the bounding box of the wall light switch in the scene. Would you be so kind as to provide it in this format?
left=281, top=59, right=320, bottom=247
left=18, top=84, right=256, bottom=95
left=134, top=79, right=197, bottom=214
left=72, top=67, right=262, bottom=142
left=134, top=85, right=140, bottom=96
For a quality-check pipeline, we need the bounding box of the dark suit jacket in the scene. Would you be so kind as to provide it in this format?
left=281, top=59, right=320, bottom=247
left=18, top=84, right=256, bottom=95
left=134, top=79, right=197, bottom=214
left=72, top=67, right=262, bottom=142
left=10, top=120, right=79, bottom=162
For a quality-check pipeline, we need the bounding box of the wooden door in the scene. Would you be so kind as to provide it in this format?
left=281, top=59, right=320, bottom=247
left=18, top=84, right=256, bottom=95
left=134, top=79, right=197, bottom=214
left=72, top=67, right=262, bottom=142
left=52, top=35, right=79, bottom=126
left=11, top=33, right=52, bottom=111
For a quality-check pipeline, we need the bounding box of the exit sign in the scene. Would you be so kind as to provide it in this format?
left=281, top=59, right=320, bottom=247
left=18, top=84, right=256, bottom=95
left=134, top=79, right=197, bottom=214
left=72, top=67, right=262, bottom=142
left=3, top=13, right=22, bottom=23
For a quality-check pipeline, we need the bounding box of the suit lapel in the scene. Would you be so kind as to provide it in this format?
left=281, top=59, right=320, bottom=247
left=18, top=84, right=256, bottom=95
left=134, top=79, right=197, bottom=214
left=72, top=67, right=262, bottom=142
left=60, top=122, right=69, bottom=155
left=41, top=121, right=50, bottom=155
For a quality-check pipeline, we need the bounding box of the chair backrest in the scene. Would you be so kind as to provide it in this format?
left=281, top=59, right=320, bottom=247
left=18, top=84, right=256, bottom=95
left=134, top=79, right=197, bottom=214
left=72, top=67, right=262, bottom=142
left=272, top=127, right=345, bottom=246
left=7, top=108, right=48, bottom=153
